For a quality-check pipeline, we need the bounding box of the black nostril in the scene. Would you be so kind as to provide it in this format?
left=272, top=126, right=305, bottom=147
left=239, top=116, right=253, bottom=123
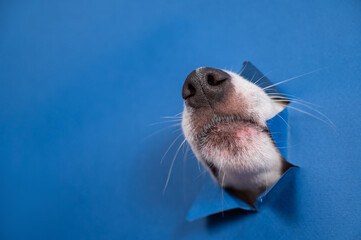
left=183, top=83, right=196, bottom=99
left=206, top=74, right=227, bottom=86
left=182, top=70, right=199, bottom=101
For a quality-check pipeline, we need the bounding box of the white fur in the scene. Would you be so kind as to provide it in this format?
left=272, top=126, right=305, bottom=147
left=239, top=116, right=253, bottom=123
left=182, top=69, right=285, bottom=197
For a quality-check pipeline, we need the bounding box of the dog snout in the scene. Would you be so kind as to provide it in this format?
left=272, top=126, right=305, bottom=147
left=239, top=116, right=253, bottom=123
left=182, top=67, right=230, bottom=108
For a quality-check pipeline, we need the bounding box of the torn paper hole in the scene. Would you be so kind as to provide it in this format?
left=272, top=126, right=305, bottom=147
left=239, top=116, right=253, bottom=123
left=185, top=62, right=298, bottom=221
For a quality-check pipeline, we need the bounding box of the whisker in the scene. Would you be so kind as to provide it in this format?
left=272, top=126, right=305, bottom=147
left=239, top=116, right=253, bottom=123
left=221, top=172, right=226, bottom=217
left=250, top=72, right=257, bottom=82
left=221, top=172, right=226, bottom=186
left=193, top=169, right=208, bottom=181
left=276, top=112, right=290, bottom=128
left=197, top=158, right=202, bottom=172
left=263, top=68, right=324, bottom=90
left=171, top=127, right=183, bottom=134
left=286, top=105, right=336, bottom=130
left=238, top=62, right=249, bottom=75
left=160, top=133, right=183, bottom=164
left=291, top=102, right=335, bottom=128
left=183, top=143, right=189, bottom=164
left=269, top=93, right=320, bottom=107
left=160, top=112, right=183, bottom=119
left=163, top=138, right=187, bottom=194
left=163, top=112, right=183, bottom=117
left=253, top=70, right=274, bottom=85
left=272, top=98, right=315, bottom=109
left=148, top=119, right=182, bottom=126
left=161, top=117, right=182, bottom=120
left=142, top=123, right=181, bottom=141
left=273, top=100, right=336, bottom=129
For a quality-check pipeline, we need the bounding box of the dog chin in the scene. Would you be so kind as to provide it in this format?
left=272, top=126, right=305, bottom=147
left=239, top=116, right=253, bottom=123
left=200, top=132, right=276, bottom=172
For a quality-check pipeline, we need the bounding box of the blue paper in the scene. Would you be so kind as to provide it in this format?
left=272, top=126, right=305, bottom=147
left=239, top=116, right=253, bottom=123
left=1, top=1, right=361, bottom=239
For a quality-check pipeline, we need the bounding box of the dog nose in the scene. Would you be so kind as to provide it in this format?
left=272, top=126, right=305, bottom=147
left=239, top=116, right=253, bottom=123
left=182, top=67, right=230, bottom=108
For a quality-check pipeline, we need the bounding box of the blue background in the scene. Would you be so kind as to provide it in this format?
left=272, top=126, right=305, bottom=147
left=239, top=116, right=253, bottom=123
left=1, top=0, right=361, bottom=239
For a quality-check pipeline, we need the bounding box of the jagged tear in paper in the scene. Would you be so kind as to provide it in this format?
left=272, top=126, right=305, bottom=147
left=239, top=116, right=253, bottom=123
left=186, top=62, right=297, bottom=221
